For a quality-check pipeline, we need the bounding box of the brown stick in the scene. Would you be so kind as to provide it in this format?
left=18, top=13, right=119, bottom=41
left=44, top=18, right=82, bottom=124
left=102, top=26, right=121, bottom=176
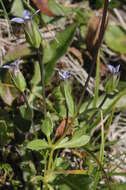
left=78, top=0, right=109, bottom=110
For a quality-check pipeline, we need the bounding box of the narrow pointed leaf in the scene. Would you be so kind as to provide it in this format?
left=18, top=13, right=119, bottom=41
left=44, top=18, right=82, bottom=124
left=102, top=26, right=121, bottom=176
left=43, top=23, right=77, bottom=81
left=63, top=81, right=75, bottom=116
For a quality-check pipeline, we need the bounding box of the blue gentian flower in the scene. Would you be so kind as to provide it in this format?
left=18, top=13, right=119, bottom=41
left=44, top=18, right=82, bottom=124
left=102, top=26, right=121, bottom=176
left=11, top=9, right=42, bottom=48
left=11, top=9, right=40, bottom=24
left=11, top=10, right=31, bottom=24
left=107, top=64, right=120, bottom=75
left=1, top=60, right=22, bottom=71
left=23, top=10, right=31, bottom=20
left=59, top=70, right=70, bottom=80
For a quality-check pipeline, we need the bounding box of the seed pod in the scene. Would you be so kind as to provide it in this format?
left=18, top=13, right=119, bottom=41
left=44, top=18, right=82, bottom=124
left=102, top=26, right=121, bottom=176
left=33, top=0, right=54, bottom=17
left=55, top=117, right=74, bottom=139
left=85, top=8, right=109, bottom=54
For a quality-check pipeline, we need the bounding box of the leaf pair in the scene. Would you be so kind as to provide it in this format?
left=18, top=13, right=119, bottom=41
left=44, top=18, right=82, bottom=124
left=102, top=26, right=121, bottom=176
left=27, top=134, right=90, bottom=150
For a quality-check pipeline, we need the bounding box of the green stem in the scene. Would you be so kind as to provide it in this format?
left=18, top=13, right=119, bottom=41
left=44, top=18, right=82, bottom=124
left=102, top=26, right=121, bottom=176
left=0, top=0, right=13, bottom=33
left=37, top=46, right=47, bottom=117
left=93, top=50, right=100, bottom=107
left=88, top=94, right=108, bottom=126
left=22, top=93, right=37, bottom=138
left=94, top=111, right=105, bottom=190
left=48, top=148, right=54, bottom=170
left=85, top=148, right=111, bottom=190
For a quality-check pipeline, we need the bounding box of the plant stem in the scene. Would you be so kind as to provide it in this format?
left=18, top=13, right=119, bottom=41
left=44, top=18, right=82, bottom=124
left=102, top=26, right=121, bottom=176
left=37, top=46, right=47, bottom=117
left=85, top=148, right=112, bottom=190
left=48, top=148, right=54, bottom=170
left=93, top=50, right=101, bottom=107
left=22, top=92, right=38, bottom=138
left=77, top=0, right=109, bottom=112
left=93, top=111, right=105, bottom=190
left=0, top=0, right=13, bottom=33
left=22, top=92, right=31, bottom=114
left=88, top=94, right=108, bottom=125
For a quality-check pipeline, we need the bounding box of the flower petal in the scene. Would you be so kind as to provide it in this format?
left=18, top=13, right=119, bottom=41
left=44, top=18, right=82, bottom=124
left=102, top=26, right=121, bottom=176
left=107, top=64, right=120, bottom=74
left=59, top=70, right=70, bottom=80
left=23, top=10, right=31, bottom=20
left=11, top=17, right=25, bottom=24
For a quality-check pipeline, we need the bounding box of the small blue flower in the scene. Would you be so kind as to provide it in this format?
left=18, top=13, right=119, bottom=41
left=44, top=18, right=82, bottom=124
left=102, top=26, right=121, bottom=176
left=1, top=60, right=22, bottom=71
left=59, top=70, right=70, bottom=80
left=23, top=10, right=31, bottom=20
left=107, top=64, right=120, bottom=75
left=11, top=17, right=25, bottom=24
left=11, top=10, right=31, bottom=24
left=11, top=9, right=40, bottom=24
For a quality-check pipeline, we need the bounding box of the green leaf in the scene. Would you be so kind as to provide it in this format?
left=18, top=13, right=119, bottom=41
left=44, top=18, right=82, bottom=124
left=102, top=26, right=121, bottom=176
left=55, top=175, right=91, bottom=190
left=11, top=0, right=24, bottom=17
left=105, top=25, right=126, bottom=54
left=56, top=134, right=90, bottom=149
left=24, top=22, right=42, bottom=48
left=41, top=114, right=53, bottom=138
left=24, top=27, right=34, bottom=47
left=0, top=163, right=12, bottom=173
left=101, top=183, right=126, bottom=190
left=0, top=83, right=15, bottom=106
left=20, top=105, right=33, bottom=121
left=0, top=71, right=19, bottom=105
left=31, top=22, right=42, bottom=48
left=27, top=139, right=49, bottom=150
left=105, top=75, right=120, bottom=94
left=93, top=51, right=100, bottom=107
left=63, top=81, right=75, bottom=116
left=48, top=0, right=64, bottom=16
left=30, top=62, right=41, bottom=88
left=89, top=88, right=126, bottom=130
left=3, top=44, right=32, bottom=64
left=80, top=87, right=126, bottom=114
left=12, top=70, right=26, bottom=92
left=43, top=23, right=77, bottom=82
left=47, top=184, right=55, bottom=190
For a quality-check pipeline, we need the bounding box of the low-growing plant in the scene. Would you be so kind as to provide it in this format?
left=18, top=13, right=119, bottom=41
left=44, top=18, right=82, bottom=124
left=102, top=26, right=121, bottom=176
left=0, top=0, right=126, bottom=190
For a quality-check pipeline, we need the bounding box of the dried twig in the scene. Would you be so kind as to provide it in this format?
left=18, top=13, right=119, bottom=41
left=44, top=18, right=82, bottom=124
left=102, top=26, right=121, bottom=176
left=77, top=0, right=110, bottom=111
left=114, top=8, right=126, bottom=31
